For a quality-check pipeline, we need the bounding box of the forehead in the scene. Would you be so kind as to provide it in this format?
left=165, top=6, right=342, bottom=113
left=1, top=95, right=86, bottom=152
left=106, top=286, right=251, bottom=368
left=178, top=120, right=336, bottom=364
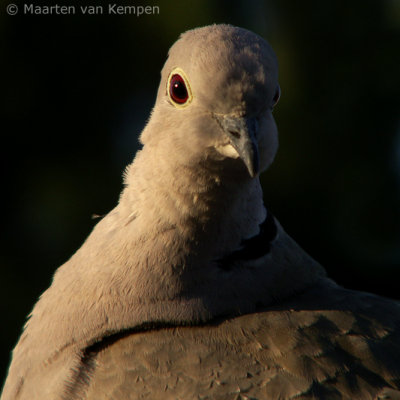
left=172, top=25, right=275, bottom=75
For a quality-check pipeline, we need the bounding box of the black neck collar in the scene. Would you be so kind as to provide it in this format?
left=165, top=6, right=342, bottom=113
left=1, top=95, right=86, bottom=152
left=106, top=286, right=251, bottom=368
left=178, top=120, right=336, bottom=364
left=217, top=209, right=278, bottom=271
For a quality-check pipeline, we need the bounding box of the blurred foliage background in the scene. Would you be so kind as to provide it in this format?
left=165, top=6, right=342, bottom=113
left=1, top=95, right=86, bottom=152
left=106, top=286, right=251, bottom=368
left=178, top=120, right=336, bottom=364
left=1, top=0, right=399, bottom=384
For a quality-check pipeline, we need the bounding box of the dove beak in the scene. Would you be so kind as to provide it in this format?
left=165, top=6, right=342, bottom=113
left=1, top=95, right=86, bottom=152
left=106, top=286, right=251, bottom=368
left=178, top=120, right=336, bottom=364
left=215, top=115, right=259, bottom=178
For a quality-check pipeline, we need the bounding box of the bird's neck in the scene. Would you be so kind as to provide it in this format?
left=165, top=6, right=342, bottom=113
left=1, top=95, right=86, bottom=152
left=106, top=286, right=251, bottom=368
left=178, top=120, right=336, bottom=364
left=121, top=147, right=266, bottom=262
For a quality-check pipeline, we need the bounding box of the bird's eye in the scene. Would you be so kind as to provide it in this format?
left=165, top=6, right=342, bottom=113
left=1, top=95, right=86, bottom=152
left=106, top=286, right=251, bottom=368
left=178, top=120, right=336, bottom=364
left=167, top=68, right=193, bottom=108
left=169, top=74, right=188, bottom=104
left=272, top=86, right=281, bottom=107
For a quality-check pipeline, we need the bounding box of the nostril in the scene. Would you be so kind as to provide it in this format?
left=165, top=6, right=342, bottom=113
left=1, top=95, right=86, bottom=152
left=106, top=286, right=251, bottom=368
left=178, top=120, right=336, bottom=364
left=228, top=130, right=241, bottom=139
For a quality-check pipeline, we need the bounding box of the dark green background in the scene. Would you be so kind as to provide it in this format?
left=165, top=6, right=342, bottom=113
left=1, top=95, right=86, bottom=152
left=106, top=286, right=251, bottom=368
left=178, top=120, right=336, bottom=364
left=1, top=0, right=399, bottom=385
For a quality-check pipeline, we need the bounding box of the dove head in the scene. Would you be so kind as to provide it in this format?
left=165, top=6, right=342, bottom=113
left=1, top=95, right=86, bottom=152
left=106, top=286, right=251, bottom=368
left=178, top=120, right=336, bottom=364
left=141, top=24, right=280, bottom=179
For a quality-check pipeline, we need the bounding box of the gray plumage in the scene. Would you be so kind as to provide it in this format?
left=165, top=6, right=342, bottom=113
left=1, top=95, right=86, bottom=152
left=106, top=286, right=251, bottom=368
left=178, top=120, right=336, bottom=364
left=2, top=24, right=400, bottom=400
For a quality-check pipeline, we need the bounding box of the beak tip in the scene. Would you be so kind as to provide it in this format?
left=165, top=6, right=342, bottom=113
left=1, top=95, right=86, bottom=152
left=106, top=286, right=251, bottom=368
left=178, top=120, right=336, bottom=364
left=250, top=167, right=258, bottom=178
left=247, top=164, right=259, bottom=179
left=215, top=114, right=260, bottom=179
left=246, top=143, right=260, bottom=178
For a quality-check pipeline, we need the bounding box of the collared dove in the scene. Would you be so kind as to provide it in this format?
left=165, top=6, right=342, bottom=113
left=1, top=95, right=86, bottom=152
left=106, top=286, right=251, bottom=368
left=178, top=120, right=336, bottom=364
left=2, top=24, right=400, bottom=400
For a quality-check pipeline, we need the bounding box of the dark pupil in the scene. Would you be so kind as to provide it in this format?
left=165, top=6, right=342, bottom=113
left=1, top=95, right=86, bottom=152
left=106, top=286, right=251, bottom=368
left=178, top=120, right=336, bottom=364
left=170, top=75, right=188, bottom=103
left=173, top=82, right=186, bottom=98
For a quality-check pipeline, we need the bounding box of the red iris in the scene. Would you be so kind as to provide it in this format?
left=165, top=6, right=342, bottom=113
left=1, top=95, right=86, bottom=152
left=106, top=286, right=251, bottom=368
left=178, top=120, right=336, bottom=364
left=169, top=74, right=189, bottom=104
